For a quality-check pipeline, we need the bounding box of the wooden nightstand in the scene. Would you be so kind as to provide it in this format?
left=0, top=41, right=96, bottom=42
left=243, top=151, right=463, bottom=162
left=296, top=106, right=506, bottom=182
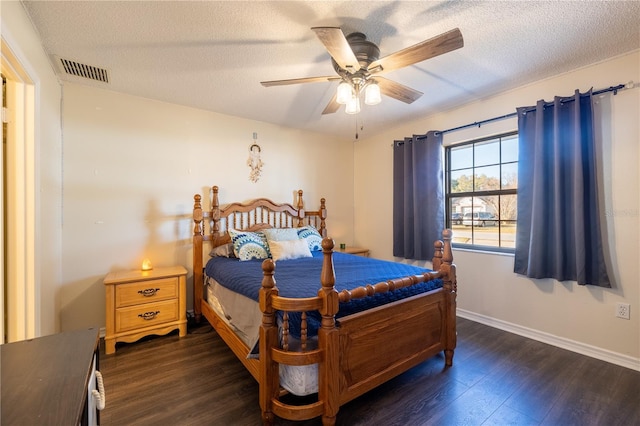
left=338, top=246, right=370, bottom=257
left=104, top=265, right=187, bottom=355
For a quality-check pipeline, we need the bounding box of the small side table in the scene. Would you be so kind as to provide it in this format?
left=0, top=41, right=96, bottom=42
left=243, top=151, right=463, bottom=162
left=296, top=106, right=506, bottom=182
left=338, top=246, right=370, bottom=257
left=104, top=265, right=187, bottom=355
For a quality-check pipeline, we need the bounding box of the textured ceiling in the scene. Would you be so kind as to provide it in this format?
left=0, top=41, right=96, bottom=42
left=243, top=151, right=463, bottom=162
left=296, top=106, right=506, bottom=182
left=21, top=1, right=640, bottom=140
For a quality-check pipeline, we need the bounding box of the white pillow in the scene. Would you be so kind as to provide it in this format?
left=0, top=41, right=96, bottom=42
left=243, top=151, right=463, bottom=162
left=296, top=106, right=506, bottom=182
left=262, top=227, right=300, bottom=242
left=268, top=238, right=312, bottom=261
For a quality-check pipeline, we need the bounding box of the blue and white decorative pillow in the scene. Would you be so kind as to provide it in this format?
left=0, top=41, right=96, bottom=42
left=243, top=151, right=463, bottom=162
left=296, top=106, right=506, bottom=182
left=228, top=229, right=271, bottom=261
left=297, top=225, right=323, bottom=251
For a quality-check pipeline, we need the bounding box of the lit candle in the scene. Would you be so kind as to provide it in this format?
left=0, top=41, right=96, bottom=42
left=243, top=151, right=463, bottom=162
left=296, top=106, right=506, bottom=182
left=141, top=259, right=153, bottom=271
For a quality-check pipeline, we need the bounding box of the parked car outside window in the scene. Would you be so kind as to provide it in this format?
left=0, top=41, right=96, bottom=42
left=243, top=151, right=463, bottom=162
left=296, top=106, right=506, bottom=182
left=462, top=212, right=497, bottom=227
left=451, top=213, right=463, bottom=225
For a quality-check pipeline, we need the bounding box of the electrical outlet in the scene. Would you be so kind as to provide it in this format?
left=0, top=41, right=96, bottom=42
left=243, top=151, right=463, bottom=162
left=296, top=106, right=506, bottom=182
left=616, top=303, right=630, bottom=320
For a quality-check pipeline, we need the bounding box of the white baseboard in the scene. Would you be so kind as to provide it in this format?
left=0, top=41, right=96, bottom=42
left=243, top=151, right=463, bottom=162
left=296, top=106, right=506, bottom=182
left=457, top=309, right=640, bottom=372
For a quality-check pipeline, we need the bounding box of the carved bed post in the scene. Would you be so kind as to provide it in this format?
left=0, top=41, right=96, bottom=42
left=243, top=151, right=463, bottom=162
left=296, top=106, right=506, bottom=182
left=212, top=186, right=221, bottom=237
left=432, top=239, right=444, bottom=271
left=318, top=237, right=339, bottom=425
left=296, top=189, right=305, bottom=227
left=440, top=229, right=457, bottom=366
left=259, top=259, right=280, bottom=426
left=193, top=194, right=204, bottom=323
left=319, top=198, right=327, bottom=237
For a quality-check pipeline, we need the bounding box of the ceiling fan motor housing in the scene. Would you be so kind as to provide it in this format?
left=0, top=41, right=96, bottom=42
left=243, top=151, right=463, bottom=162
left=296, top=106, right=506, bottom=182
left=332, top=32, right=380, bottom=75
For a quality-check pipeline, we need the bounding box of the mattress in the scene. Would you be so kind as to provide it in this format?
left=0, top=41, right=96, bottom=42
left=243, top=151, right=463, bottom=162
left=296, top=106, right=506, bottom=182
left=206, top=251, right=442, bottom=338
left=204, top=251, right=442, bottom=396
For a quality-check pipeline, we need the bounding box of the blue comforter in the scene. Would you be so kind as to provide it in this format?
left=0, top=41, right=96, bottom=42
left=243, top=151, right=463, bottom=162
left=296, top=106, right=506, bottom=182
left=205, top=251, right=442, bottom=337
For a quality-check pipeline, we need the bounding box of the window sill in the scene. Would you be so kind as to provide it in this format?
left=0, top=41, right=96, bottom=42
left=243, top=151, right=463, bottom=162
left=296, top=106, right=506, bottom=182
left=452, top=246, right=515, bottom=257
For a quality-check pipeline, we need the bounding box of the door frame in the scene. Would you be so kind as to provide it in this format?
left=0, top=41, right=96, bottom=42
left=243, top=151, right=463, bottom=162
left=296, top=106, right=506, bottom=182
left=1, top=36, right=38, bottom=342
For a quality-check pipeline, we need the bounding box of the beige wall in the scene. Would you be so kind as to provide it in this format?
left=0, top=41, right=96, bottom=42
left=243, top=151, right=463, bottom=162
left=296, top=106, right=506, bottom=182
left=60, top=84, right=354, bottom=331
left=2, top=1, right=63, bottom=336
left=354, top=51, right=640, bottom=368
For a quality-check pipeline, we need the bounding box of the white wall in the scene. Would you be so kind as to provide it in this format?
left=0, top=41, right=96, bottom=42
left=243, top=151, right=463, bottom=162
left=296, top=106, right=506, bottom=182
left=60, top=84, right=354, bottom=331
left=1, top=1, right=63, bottom=336
left=354, top=51, right=640, bottom=368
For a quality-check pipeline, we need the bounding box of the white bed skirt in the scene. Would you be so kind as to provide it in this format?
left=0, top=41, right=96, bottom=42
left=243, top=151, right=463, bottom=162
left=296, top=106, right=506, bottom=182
left=206, top=278, right=319, bottom=396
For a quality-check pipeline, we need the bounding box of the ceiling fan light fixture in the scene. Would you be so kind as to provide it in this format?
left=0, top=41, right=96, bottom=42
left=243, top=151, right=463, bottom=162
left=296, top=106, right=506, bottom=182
left=345, top=95, right=361, bottom=114
left=336, top=81, right=353, bottom=105
left=365, top=82, right=381, bottom=105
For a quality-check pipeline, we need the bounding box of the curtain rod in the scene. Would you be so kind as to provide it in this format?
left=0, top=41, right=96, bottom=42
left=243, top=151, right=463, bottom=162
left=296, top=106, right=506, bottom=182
left=421, top=82, right=631, bottom=138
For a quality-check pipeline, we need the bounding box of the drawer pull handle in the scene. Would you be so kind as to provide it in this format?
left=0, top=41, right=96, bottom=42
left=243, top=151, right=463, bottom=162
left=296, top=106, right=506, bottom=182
left=138, top=288, right=160, bottom=297
left=138, top=311, right=160, bottom=320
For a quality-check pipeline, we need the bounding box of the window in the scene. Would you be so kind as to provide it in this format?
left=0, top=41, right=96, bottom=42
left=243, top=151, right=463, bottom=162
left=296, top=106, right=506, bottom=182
left=445, top=132, right=518, bottom=251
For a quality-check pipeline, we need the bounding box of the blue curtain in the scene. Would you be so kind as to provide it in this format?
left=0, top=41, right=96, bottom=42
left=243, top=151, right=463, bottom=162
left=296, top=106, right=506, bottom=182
left=393, top=131, right=444, bottom=260
left=514, top=89, right=611, bottom=287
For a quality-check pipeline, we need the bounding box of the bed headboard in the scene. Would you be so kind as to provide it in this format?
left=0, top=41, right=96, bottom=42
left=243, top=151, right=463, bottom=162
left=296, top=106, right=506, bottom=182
left=192, top=185, right=327, bottom=321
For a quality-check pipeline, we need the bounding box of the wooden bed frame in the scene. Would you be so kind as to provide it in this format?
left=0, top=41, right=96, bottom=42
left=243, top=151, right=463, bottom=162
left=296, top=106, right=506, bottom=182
left=192, top=186, right=457, bottom=425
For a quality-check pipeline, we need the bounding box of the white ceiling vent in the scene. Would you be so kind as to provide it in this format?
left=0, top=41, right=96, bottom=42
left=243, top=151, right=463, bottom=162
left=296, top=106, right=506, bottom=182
left=53, top=56, right=110, bottom=83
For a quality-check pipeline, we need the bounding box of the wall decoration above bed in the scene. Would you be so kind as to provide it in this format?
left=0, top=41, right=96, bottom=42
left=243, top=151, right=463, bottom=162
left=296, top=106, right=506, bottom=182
left=247, top=132, right=263, bottom=183
left=192, top=185, right=457, bottom=425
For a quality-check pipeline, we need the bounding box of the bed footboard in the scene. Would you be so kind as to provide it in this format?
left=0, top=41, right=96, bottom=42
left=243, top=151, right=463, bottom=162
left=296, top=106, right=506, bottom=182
left=258, top=231, right=456, bottom=426
left=337, top=291, right=448, bottom=405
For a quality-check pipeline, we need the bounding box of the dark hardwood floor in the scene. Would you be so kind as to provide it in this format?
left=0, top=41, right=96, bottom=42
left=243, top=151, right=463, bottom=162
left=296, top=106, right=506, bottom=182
left=99, top=318, right=640, bottom=425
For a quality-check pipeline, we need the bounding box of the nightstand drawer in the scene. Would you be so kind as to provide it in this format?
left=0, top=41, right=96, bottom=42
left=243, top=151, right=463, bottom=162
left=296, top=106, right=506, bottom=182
left=115, top=299, right=179, bottom=333
left=115, top=277, right=179, bottom=307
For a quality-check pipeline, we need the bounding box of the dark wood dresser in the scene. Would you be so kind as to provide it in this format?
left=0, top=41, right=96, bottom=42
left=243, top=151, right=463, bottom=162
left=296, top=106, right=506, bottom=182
left=1, top=327, right=101, bottom=425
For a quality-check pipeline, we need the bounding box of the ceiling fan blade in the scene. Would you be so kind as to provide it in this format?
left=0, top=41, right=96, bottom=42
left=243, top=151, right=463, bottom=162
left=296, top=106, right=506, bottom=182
left=322, top=92, right=341, bottom=115
left=368, top=28, right=463, bottom=74
left=261, top=76, right=340, bottom=87
left=375, top=77, right=423, bottom=104
left=311, top=27, right=360, bottom=74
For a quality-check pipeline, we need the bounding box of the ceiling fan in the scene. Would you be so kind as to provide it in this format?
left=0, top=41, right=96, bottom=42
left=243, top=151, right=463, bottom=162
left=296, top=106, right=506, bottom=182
left=261, top=27, right=463, bottom=115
